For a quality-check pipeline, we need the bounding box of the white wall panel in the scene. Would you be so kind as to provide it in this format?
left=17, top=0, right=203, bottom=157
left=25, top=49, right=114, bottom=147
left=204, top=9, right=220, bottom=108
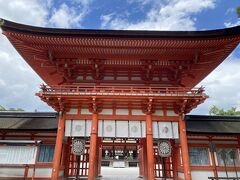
left=141, top=121, right=146, bottom=137
left=98, top=120, right=103, bottom=137
left=0, top=146, right=37, bottom=164
left=72, top=120, right=85, bottom=137
left=191, top=170, right=214, bottom=180
left=166, top=110, right=178, bottom=116
left=103, top=120, right=115, bottom=137
left=81, top=109, right=92, bottom=115
left=65, top=120, right=72, bottom=136
left=172, top=122, right=179, bottom=139
left=218, top=171, right=240, bottom=177
left=129, top=121, right=141, bottom=138
left=99, top=109, right=113, bottom=115
left=104, top=76, right=114, bottom=80
left=152, top=110, right=163, bottom=116
left=66, top=108, right=78, bottom=115
left=152, top=121, right=159, bottom=138
left=86, top=120, right=91, bottom=136
left=159, top=122, right=173, bottom=138
left=0, top=167, right=25, bottom=177
left=116, top=121, right=129, bottom=137
left=116, top=109, right=129, bottom=115
left=132, top=110, right=145, bottom=115
left=178, top=172, right=185, bottom=180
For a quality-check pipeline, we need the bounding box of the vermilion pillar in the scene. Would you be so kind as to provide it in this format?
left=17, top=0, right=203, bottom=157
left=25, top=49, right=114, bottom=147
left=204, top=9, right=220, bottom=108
left=179, top=115, right=191, bottom=180
left=143, top=138, right=148, bottom=178
left=88, top=113, right=98, bottom=180
left=98, top=141, right=102, bottom=177
left=52, top=112, right=65, bottom=180
left=172, top=144, right=178, bottom=180
left=146, top=114, right=155, bottom=180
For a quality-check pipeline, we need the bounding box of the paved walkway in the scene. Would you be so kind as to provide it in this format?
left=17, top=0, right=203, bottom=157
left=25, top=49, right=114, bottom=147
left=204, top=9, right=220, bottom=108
left=100, top=167, right=141, bottom=180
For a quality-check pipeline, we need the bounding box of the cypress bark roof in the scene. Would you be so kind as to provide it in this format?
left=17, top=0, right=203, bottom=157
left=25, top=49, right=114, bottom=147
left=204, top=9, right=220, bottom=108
left=0, top=112, right=239, bottom=134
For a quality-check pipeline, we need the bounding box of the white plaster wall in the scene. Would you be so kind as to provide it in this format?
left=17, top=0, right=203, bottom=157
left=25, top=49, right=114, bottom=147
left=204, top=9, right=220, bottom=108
left=116, top=109, right=129, bottom=115
left=28, top=167, right=52, bottom=177
left=132, top=110, right=144, bottom=115
left=81, top=108, right=92, bottom=114
left=166, top=110, right=178, bottom=116
left=0, top=167, right=54, bottom=178
left=191, top=170, right=214, bottom=180
left=0, top=167, right=25, bottom=177
left=99, top=109, right=113, bottom=115
left=218, top=171, right=240, bottom=177
left=66, top=108, right=78, bottom=115
left=104, top=76, right=114, bottom=80
left=86, top=76, right=93, bottom=80
left=152, top=110, right=163, bottom=116
left=178, top=172, right=185, bottom=179
left=131, top=77, right=141, bottom=80
left=116, top=121, right=129, bottom=137
left=116, top=76, right=128, bottom=80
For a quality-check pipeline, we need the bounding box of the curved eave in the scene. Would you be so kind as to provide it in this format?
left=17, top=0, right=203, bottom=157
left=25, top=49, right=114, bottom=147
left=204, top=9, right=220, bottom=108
left=1, top=18, right=240, bottom=39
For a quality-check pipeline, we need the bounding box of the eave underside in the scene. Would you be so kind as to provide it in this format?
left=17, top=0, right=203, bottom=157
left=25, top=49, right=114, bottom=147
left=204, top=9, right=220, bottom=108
left=1, top=19, right=240, bottom=87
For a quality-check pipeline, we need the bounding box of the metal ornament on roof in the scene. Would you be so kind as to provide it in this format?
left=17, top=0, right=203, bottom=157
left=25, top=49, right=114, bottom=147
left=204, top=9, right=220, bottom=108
left=72, top=139, right=85, bottom=156
left=158, top=140, right=172, bottom=157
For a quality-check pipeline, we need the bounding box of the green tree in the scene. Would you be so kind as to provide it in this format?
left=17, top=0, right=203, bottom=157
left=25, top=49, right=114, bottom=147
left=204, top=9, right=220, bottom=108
left=209, top=105, right=240, bottom=116
left=0, top=105, right=24, bottom=112
left=237, top=6, right=240, bottom=17
left=0, top=105, right=6, bottom=111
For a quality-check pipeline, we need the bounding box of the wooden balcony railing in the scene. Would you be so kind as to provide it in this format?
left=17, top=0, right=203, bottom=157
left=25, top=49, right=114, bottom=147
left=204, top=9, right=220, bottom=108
left=38, top=84, right=207, bottom=98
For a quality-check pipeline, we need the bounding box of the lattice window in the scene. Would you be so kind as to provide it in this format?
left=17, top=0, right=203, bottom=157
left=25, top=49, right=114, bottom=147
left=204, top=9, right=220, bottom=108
left=216, top=148, right=240, bottom=167
left=189, top=147, right=210, bottom=166
left=38, top=144, right=55, bottom=162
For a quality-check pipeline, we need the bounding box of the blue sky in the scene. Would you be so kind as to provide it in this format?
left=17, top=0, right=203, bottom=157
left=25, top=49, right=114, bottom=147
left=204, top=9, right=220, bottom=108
left=0, top=0, right=240, bottom=114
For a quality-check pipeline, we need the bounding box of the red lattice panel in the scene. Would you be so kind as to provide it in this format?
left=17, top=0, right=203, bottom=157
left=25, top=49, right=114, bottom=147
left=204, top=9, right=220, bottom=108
left=154, top=147, right=173, bottom=178
left=66, top=139, right=90, bottom=177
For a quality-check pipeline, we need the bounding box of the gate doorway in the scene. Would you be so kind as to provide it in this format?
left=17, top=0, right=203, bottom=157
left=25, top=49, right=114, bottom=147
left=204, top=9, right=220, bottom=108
left=101, top=138, right=140, bottom=179
left=154, top=147, right=174, bottom=179
left=65, top=138, right=90, bottom=179
left=65, top=137, right=175, bottom=179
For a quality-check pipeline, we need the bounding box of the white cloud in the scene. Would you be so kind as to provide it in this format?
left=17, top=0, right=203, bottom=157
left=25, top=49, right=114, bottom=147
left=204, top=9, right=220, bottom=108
left=101, top=0, right=216, bottom=30
left=0, top=0, right=92, bottom=111
left=224, top=20, right=240, bottom=28
left=0, top=0, right=50, bottom=26
left=49, top=1, right=92, bottom=28
left=191, top=54, right=240, bottom=114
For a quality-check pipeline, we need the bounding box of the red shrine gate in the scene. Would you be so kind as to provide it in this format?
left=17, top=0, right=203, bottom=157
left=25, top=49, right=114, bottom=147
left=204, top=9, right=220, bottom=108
left=1, top=19, right=240, bottom=180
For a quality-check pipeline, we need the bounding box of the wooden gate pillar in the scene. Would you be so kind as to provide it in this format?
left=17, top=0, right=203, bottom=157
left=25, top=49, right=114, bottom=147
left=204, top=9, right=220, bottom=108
left=179, top=115, right=191, bottom=180
left=146, top=114, right=155, bottom=180
left=88, top=112, right=98, bottom=180
left=98, top=140, right=102, bottom=177
left=138, top=140, right=144, bottom=178
left=143, top=138, right=148, bottom=178
left=52, top=112, right=65, bottom=180
left=172, top=143, right=179, bottom=180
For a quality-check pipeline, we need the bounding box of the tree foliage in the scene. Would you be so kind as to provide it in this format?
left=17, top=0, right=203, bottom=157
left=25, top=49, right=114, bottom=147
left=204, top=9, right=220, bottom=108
left=209, top=105, right=240, bottom=116
left=0, top=105, right=24, bottom=112
left=237, top=6, right=240, bottom=18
